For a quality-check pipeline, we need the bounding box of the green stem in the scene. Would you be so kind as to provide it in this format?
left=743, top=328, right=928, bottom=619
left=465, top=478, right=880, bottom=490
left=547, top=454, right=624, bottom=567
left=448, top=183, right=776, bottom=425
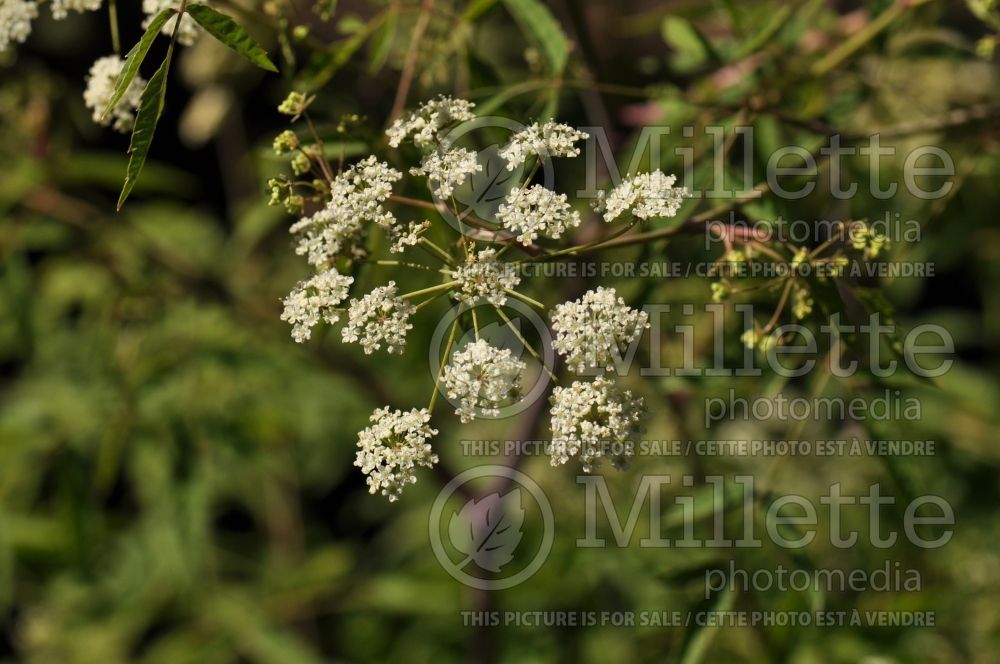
left=401, top=280, right=460, bottom=300
left=493, top=307, right=557, bottom=381
left=505, top=289, right=545, bottom=311
left=108, top=0, right=120, bottom=55
left=428, top=315, right=460, bottom=415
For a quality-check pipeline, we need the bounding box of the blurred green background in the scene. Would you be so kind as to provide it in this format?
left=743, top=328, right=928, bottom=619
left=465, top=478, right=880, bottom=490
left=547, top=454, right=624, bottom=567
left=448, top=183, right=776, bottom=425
left=1, top=0, right=999, bottom=662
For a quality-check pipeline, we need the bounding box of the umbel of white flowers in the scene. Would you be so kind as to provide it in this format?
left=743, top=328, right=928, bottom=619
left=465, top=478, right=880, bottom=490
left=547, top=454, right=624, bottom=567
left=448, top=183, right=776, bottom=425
left=442, top=339, right=526, bottom=423
left=551, top=286, right=650, bottom=373
left=354, top=407, right=439, bottom=502
left=272, top=95, right=689, bottom=500
left=549, top=375, right=644, bottom=472
left=84, top=55, right=147, bottom=133
left=451, top=248, right=521, bottom=308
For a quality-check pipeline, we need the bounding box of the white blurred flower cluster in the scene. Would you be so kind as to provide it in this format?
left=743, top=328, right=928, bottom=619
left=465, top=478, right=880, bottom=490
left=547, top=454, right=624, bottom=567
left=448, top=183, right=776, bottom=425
left=83, top=55, right=146, bottom=133
left=143, top=0, right=202, bottom=46
left=1, top=0, right=37, bottom=51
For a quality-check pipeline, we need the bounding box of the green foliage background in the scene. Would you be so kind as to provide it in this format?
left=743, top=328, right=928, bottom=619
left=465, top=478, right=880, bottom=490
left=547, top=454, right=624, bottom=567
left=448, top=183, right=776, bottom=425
left=1, top=0, right=999, bottom=662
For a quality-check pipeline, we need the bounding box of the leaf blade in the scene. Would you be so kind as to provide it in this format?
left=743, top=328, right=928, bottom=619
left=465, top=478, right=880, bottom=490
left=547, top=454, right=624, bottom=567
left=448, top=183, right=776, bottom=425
left=501, top=0, right=569, bottom=74
left=117, top=56, right=171, bottom=210
left=186, top=3, right=278, bottom=72
left=102, top=8, right=173, bottom=119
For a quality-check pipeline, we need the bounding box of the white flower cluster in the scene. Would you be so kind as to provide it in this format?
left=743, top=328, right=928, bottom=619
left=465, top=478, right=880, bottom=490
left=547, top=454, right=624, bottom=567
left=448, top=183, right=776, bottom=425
left=599, top=170, right=688, bottom=222
left=83, top=55, right=146, bottom=133
left=549, top=376, right=643, bottom=472
left=496, top=185, right=582, bottom=245
left=389, top=219, right=429, bottom=254
left=410, top=147, right=482, bottom=199
left=290, top=157, right=402, bottom=266
left=341, top=281, right=415, bottom=354
left=0, top=0, right=36, bottom=52
left=551, top=287, right=649, bottom=373
left=499, top=121, right=588, bottom=170
left=355, top=407, right=438, bottom=501
left=452, top=248, right=520, bottom=307
left=442, top=339, right=525, bottom=422
left=386, top=96, right=476, bottom=148
left=50, top=0, right=101, bottom=19
left=143, top=0, right=202, bottom=47
left=280, top=268, right=354, bottom=343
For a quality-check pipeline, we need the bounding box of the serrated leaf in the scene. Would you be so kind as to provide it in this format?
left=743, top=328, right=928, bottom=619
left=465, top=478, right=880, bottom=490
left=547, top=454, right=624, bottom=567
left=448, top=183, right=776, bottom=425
left=448, top=490, right=524, bottom=573
left=102, top=8, right=173, bottom=119
left=117, top=56, right=171, bottom=210
left=186, top=3, right=278, bottom=72
left=501, top=0, right=569, bottom=74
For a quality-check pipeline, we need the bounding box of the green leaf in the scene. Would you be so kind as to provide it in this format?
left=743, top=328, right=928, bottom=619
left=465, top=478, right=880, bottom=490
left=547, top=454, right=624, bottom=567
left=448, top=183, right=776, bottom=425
left=186, top=3, right=278, bottom=72
left=661, top=16, right=711, bottom=72
left=102, top=8, right=173, bottom=119
left=501, top=0, right=569, bottom=74
left=117, top=56, right=171, bottom=211
left=367, top=10, right=397, bottom=74
left=302, top=11, right=387, bottom=90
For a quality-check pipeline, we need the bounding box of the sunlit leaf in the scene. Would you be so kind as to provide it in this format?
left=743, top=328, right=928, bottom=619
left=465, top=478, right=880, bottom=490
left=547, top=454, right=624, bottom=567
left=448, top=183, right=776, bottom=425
left=186, top=3, right=279, bottom=72
left=102, top=8, right=173, bottom=119
left=117, top=55, right=171, bottom=210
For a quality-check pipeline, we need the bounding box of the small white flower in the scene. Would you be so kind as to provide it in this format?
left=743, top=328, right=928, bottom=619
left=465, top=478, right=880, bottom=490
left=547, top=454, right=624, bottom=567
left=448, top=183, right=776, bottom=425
left=355, top=407, right=438, bottom=501
left=83, top=55, right=146, bottom=133
left=143, top=0, right=201, bottom=46
left=50, top=0, right=100, bottom=19
left=0, top=0, right=37, bottom=52
left=410, top=147, right=482, bottom=199
left=550, top=287, right=649, bottom=373
left=341, top=281, right=415, bottom=354
left=496, top=185, right=581, bottom=245
left=386, top=96, right=476, bottom=148
left=280, top=268, right=354, bottom=343
left=549, top=376, right=643, bottom=472
left=290, top=156, right=402, bottom=266
left=600, top=170, right=688, bottom=222
left=499, top=121, right=588, bottom=170
left=451, top=248, right=520, bottom=307
left=442, top=339, right=525, bottom=422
